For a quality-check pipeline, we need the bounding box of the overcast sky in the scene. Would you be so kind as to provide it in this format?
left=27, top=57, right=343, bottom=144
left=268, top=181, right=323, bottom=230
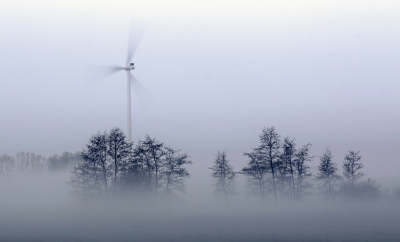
left=0, top=0, right=399, bottom=182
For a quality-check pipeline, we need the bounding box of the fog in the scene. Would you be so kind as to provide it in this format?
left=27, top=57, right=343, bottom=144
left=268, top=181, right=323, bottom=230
left=1, top=0, right=400, bottom=241
left=0, top=172, right=399, bottom=242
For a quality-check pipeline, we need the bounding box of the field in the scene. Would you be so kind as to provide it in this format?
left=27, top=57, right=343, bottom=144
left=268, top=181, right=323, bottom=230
left=1, top=174, right=399, bottom=242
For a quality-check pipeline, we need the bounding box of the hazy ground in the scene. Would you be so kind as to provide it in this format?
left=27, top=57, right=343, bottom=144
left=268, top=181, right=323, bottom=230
left=0, top=173, right=399, bottom=242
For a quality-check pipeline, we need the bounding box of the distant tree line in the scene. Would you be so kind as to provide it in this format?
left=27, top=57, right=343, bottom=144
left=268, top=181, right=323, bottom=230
left=0, top=151, right=83, bottom=175
left=0, top=152, right=47, bottom=174
left=69, top=128, right=192, bottom=199
left=210, top=126, right=387, bottom=202
left=48, top=151, right=82, bottom=172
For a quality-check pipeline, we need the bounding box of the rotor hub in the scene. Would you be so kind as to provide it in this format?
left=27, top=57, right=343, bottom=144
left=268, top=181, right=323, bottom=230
left=125, top=63, right=135, bottom=70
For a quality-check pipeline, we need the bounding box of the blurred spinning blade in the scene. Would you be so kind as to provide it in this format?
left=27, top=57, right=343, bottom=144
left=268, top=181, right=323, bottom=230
left=130, top=72, right=153, bottom=110
left=126, top=20, right=147, bottom=66
left=84, top=65, right=123, bottom=86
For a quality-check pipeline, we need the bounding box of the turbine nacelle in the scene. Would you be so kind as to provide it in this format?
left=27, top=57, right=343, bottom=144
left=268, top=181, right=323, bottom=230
left=125, top=63, right=135, bottom=71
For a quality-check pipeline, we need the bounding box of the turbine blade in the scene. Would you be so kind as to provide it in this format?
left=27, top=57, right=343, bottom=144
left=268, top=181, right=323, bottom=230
left=84, top=65, right=123, bottom=85
left=130, top=73, right=152, bottom=109
left=126, top=20, right=147, bottom=66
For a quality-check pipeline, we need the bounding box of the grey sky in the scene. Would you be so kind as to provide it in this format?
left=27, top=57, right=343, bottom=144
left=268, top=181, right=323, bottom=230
left=0, top=0, right=399, bottom=183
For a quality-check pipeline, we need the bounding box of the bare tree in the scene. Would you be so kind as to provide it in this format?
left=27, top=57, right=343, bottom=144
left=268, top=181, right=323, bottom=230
left=278, top=137, right=296, bottom=200
left=122, top=136, right=193, bottom=196
left=342, top=150, right=363, bottom=197
left=209, top=150, right=237, bottom=201
left=259, top=126, right=281, bottom=202
left=71, top=133, right=109, bottom=198
left=241, top=127, right=282, bottom=202
left=47, top=154, right=59, bottom=172
left=5, top=155, right=15, bottom=175
left=107, top=127, right=132, bottom=195
left=30, top=154, right=47, bottom=173
left=48, top=152, right=79, bottom=172
left=123, top=143, right=149, bottom=192
left=294, top=143, right=313, bottom=200
left=81, top=132, right=109, bottom=197
left=67, top=152, right=82, bottom=171
left=13, top=152, right=46, bottom=174
left=315, top=148, right=340, bottom=200
left=0, top=155, right=15, bottom=175
left=163, top=147, right=191, bottom=196
left=16, top=152, right=27, bottom=173
left=139, top=135, right=166, bottom=193
left=242, top=149, right=268, bottom=200
left=70, top=159, right=92, bottom=197
left=120, top=135, right=166, bottom=193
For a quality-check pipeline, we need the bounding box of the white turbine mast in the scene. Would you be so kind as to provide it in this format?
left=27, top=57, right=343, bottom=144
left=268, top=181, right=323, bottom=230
left=90, top=21, right=148, bottom=142
left=125, top=63, right=135, bottom=142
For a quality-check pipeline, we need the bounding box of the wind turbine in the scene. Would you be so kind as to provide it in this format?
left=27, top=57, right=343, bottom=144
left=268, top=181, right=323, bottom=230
left=90, top=22, right=148, bottom=142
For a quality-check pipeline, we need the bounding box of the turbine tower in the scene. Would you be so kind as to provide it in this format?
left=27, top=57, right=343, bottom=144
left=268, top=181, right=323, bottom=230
left=125, top=63, right=135, bottom=141
left=90, top=21, right=148, bottom=142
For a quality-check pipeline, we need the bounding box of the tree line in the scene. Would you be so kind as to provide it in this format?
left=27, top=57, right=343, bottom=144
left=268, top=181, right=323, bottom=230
left=0, top=151, right=83, bottom=174
left=69, top=128, right=192, bottom=199
left=48, top=151, right=82, bottom=172
left=210, top=126, right=387, bottom=202
left=0, top=152, right=47, bottom=174
left=1, top=126, right=399, bottom=202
